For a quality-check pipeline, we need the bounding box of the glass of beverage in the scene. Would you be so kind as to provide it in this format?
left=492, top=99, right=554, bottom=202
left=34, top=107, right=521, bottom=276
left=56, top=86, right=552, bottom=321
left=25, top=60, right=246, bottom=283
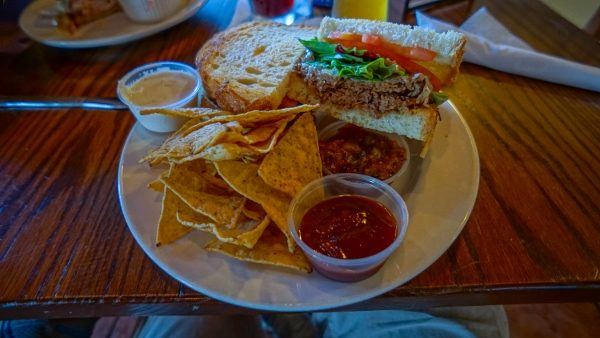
left=332, top=0, right=388, bottom=21
left=249, top=0, right=312, bottom=25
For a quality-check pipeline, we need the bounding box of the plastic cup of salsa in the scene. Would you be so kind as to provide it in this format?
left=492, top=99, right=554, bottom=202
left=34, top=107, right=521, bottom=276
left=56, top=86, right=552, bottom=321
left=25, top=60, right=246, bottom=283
left=288, top=173, right=409, bottom=282
left=318, top=121, right=411, bottom=190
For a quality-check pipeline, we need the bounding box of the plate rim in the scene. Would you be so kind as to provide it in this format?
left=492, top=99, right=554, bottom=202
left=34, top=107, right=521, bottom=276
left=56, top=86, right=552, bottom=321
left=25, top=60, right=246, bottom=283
left=117, top=100, right=480, bottom=311
left=18, top=0, right=208, bottom=48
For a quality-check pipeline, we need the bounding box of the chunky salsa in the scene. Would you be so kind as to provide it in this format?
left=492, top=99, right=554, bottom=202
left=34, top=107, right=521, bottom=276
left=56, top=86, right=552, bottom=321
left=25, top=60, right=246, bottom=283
left=298, top=195, right=397, bottom=259
left=319, top=124, right=407, bottom=181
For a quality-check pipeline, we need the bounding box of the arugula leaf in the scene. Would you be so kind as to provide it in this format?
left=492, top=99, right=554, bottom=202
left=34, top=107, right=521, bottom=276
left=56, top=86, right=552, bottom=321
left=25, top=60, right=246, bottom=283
left=431, top=92, right=448, bottom=105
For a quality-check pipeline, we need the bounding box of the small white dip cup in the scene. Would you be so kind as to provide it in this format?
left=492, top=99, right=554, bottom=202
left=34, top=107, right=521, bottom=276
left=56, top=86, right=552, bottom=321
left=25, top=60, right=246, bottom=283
left=117, top=61, right=200, bottom=133
left=118, top=0, right=185, bottom=23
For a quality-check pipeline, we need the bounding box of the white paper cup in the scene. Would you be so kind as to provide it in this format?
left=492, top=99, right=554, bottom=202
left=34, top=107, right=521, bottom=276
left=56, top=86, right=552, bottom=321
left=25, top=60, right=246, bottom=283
left=117, top=61, right=200, bottom=133
left=118, top=0, right=185, bottom=23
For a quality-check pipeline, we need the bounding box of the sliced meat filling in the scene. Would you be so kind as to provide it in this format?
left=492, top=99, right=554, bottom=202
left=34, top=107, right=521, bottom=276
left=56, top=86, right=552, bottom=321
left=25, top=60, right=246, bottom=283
left=296, top=60, right=433, bottom=116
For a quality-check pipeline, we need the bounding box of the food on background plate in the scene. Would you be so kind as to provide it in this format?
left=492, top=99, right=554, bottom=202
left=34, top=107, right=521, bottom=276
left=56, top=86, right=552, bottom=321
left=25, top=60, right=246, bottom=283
left=141, top=105, right=321, bottom=272
left=298, top=195, right=397, bottom=259
left=319, top=124, right=407, bottom=181
left=56, top=0, right=121, bottom=34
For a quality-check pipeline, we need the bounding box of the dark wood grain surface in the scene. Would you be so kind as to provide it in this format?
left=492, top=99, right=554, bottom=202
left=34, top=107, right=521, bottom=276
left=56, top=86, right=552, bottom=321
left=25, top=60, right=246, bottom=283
left=1, top=0, right=599, bottom=318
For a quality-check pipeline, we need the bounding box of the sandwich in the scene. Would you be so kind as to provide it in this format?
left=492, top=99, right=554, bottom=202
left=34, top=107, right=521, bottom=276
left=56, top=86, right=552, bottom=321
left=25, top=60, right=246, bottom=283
left=56, top=0, right=121, bottom=34
left=196, top=18, right=466, bottom=153
left=289, top=17, right=466, bottom=149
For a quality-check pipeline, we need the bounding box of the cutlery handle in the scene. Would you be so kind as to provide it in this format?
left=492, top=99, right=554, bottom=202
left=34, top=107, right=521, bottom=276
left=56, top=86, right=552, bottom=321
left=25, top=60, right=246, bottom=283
left=0, top=97, right=128, bottom=111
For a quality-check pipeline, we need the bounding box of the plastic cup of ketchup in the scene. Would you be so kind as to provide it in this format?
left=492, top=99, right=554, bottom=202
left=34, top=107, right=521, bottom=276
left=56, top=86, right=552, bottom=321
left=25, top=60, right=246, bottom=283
left=288, top=173, right=408, bottom=282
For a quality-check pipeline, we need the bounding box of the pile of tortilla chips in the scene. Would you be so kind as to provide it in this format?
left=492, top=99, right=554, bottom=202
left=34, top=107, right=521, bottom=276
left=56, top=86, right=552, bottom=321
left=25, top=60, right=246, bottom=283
left=140, top=104, right=322, bottom=273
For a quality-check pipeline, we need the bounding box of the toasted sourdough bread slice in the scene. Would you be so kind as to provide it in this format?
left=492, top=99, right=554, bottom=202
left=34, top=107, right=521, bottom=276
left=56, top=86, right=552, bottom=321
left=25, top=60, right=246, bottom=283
left=196, top=22, right=315, bottom=113
left=287, top=73, right=437, bottom=143
left=318, top=16, right=466, bottom=84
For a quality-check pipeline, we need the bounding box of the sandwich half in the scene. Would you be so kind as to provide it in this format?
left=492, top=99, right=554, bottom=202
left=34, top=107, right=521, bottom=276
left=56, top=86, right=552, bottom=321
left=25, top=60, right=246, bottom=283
left=195, top=18, right=466, bottom=154
left=288, top=17, right=466, bottom=148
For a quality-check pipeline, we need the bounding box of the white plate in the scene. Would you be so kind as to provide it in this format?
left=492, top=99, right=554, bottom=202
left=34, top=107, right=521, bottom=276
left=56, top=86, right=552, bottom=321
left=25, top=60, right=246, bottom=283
left=118, top=101, right=480, bottom=311
left=19, top=0, right=208, bottom=48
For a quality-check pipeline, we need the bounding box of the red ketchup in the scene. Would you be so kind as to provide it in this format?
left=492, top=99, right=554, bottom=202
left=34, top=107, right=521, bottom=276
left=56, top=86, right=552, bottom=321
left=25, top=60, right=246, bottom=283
left=299, top=195, right=397, bottom=260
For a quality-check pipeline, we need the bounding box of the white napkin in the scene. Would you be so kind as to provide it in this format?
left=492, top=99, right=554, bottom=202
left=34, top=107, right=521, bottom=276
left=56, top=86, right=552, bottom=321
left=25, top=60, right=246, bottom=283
left=416, top=8, right=600, bottom=92
left=228, top=0, right=252, bottom=28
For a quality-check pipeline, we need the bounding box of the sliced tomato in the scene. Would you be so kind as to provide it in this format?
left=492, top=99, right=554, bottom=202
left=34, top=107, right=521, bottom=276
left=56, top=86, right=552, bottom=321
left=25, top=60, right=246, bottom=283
left=361, top=34, right=382, bottom=45
left=390, top=45, right=437, bottom=61
left=326, top=31, right=362, bottom=42
left=325, top=35, right=443, bottom=89
left=327, top=32, right=437, bottom=62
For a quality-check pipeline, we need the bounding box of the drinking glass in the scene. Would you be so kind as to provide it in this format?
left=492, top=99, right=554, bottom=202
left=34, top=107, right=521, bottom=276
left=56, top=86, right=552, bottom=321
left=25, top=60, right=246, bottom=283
left=332, top=0, right=388, bottom=21
left=249, top=0, right=313, bottom=25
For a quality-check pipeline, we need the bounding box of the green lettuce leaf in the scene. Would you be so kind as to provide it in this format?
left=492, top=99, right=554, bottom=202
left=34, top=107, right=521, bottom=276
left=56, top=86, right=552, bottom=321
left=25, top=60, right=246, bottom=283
left=431, top=92, right=448, bottom=105
left=299, top=38, right=402, bottom=81
left=298, top=38, right=336, bottom=56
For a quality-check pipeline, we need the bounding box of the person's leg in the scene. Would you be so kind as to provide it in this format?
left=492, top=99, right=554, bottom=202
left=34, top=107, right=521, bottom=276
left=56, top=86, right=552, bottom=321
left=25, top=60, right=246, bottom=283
left=310, top=309, right=496, bottom=338
left=0, top=319, right=96, bottom=338
left=426, top=306, right=509, bottom=338
left=134, top=315, right=267, bottom=338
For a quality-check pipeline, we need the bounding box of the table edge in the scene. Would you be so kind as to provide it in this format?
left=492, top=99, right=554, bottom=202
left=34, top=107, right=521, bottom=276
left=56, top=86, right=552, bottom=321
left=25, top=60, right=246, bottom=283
left=1, top=283, right=599, bottom=319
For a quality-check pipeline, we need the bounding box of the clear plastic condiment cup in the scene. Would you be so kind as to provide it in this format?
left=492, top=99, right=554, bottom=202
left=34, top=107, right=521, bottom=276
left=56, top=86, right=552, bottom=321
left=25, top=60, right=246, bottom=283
left=117, top=61, right=200, bottom=133
left=318, top=121, right=411, bottom=190
left=118, top=0, right=184, bottom=23
left=288, top=173, right=409, bottom=282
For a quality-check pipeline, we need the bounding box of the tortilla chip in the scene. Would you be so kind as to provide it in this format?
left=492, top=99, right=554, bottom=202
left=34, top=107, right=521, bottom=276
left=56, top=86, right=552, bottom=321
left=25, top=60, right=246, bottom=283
left=148, top=178, right=164, bottom=192
left=214, top=160, right=295, bottom=252
left=247, top=115, right=295, bottom=153
left=177, top=205, right=270, bottom=249
left=243, top=123, right=280, bottom=144
left=242, top=200, right=266, bottom=221
left=191, top=104, right=318, bottom=129
left=197, top=143, right=260, bottom=161
left=156, top=188, right=193, bottom=246
left=139, top=107, right=227, bottom=119
left=161, top=160, right=245, bottom=226
left=258, top=113, right=322, bottom=197
left=205, top=226, right=311, bottom=273
left=147, top=168, right=172, bottom=192
left=142, top=122, right=228, bottom=165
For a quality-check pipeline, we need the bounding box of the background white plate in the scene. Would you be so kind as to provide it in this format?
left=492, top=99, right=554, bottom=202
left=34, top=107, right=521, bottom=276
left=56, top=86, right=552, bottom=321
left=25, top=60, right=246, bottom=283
left=19, top=0, right=208, bottom=48
left=118, top=101, right=480, bottom=311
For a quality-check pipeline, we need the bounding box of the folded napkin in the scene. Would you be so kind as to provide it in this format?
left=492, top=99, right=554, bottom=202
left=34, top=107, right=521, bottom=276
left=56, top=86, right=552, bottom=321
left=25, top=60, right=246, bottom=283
left=416, top=8, right=600, bottom=92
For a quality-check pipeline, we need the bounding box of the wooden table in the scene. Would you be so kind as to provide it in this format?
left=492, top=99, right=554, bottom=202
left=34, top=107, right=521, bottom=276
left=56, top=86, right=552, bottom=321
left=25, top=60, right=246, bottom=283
left=1, top=0, right=599, bottom=319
